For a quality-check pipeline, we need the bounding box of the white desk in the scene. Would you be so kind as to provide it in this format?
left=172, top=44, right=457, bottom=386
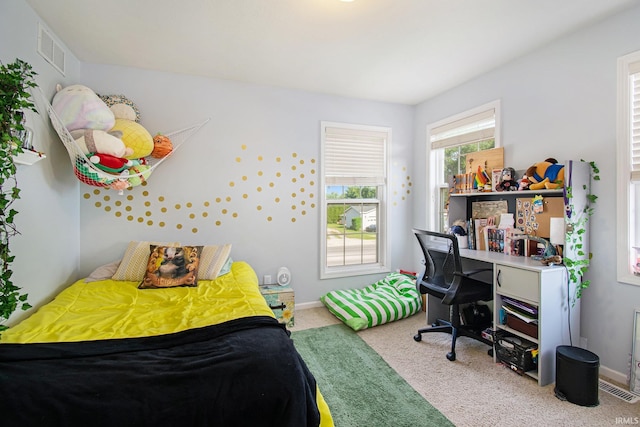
left=425, top=248, right=578, bottom=386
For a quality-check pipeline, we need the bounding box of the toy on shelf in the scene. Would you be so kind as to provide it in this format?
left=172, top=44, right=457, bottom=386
left=525, top=158, right=565, bottom=190
left=495, top=167, right=518, bottom=191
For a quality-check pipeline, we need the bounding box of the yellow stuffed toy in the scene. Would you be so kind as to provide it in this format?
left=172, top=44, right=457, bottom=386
left=525, top=158, right=565, bottom=190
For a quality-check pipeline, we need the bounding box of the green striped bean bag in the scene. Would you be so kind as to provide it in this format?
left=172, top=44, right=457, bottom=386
left=320, top=272, right=422, bottom=331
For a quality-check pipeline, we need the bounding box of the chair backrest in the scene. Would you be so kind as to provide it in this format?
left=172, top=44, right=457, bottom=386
left=412, top=229, right=463, bottom=302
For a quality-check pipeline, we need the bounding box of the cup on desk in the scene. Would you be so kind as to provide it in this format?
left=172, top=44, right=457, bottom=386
left=456, top=235, right=468, bottom=249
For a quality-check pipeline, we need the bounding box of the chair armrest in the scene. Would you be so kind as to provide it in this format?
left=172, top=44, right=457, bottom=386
left=455, top=268, right=492, bottom=278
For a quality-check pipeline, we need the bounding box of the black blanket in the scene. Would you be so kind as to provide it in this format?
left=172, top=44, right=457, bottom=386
left=0, top=316, right=320, bottom=427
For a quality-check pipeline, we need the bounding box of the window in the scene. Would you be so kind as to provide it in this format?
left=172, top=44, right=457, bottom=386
left=427, top=101, right=500, bottom=232
left=320, top=122, right=390, bottom=279
left=616, top=51, right=640, bottom=286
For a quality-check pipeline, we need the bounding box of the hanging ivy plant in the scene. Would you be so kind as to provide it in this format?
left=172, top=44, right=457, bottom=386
left=0, top=59, right=37, bottom=330
left=563, top=159, right=599, bottom=302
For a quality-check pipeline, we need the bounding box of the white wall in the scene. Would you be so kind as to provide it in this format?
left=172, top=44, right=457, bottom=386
left=413, top=5, right=640, bottom=379
left=0, top=1, right=82, bottom=325
left=76, top=65, right=415, bottom=304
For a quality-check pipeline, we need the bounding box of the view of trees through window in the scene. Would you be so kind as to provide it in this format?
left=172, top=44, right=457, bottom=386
left=325, top=185, right=378, bottom=267
left=444, top=139, right=496, bottom=178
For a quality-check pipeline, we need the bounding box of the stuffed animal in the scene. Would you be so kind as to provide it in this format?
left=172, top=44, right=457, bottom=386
left=98, top=94, right=141, bottom=122
left=525, top=158, right=565, bottom=190
left=52, top=84, right=115, bottom=132
left=495, top=167, right=518, bottom=191
left=151, top=133, right=173, bottom=158
left=69, top=129, right=133, bottom=158
left=89, top=153, right=134, bottom=174
left=111, top=118, right=154, bottom=159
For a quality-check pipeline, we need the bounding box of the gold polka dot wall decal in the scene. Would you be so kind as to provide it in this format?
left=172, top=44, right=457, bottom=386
left=275, top=197, right=280, bottom=203
left=243, top=193, right=248, bottom=199
left=291, top=193, right=297, bottom=198
left=159, top=222, right=165, bottom=227
left=83, top=193, right=90, bottom=199
left=267, top=216, right=272, bottom=221
left=301, top=200, right=306, bottom=205
left=187, top=202, right=192, bottom=208
left=145, top=201, right=150, bottom=207
left=159, top=196, right=165, bottom=202
left=292, top=153, right=297, bottom=158
left=202, top=212, right=208, bottom=217
left=189, top=213, right=195, bottom=219
left=299, top=160, right=304, bottom=165
left=95, top=202, right=102, bottom=208
left=216, top=197, right=221, bottom=203
left=242, top=144, right=247, bottom=150
left=299, top=173, right=305, bottom=178
left=276, top=157, right=281, bottom=162
left=104, top=195, right=110, bottom=201
left=257, top=186, right=262, bottom=192
left=300, top=187, right=305, bottom=192
left=242, top=176, right=248, bottom=181
left=222, top=209, right=228, bottom=214
left=291, top=218, right=296, bottom=222
left=291, top=165, right=297, bottom=171
left=276, top=172, right=281, bottom=177
left=258, top=155, right=263, bottom=161
left=115, top=212, right=121, bottom=217
left=258, top=171, right=263, bottom=176
left=125, top=206, right=132, bottom=212
left=192, top=228, right=198, bottom=233
left=161, top=207, right=167, bottom=213
left=104, top=206, right=111, bottom=212
left=143, top=191, right=149, bottom=197
left=309, top=181, right=314, bottom=186
left=302, top=210, right=306, bottom=215
left=235, top=157, right=241, bottom=162
left=291, top=178, right=297, bottom=183
left=311, top=203, right=316, bottom=208
left=311, top=159, right=316, bottom=163
left=229, top=181, right=235, bottom=187
left=137, top=217, right=144, bottom=223
left=177, top=224, right=183, bottom=230
left=93, top=189, right=100, bottom=195
left=269, top=182, right=274, bottom=187
left=311, top=168, right=316, bottom=174
left=232, top=212, right=238, bottom=218
left=127, top=195, right=133, bottom=201
left=145, top=211, right=152, bottom=217
left=204, top=201, right=210, bottom=207
left=257, top=205, right=262, bottom=210
left=147, top=220, right=153, bottom=226
left=225, top=196, right=231, bottom=202
left=216, top=220, right=221, bottom=226
left=127, top=215, right=133, bottom=221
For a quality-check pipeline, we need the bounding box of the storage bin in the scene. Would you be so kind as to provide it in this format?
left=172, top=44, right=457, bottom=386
left=506, top=314, right=538, bottom=338
left=494, top=330, right=538, bottom=373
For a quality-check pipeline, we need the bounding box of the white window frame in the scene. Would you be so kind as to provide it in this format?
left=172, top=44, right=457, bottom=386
left=616, top=50, right=640, bottom=287
left=320, top=121, right=390, bottom=279
left=425, top=100, right=501, bottom=231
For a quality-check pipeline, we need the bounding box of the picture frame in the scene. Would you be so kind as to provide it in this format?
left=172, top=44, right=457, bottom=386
left=492, top=168, right=502, bottom=192
left=631, top=309, right=640, bottom=396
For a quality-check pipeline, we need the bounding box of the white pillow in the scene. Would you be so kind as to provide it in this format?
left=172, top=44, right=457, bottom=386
left=197, top=244, right=232, bottom=280
left=85, top=259, right=121, bottom=283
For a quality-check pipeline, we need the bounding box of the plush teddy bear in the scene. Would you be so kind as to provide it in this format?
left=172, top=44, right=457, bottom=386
left=525, top=158, right=565, bottom=190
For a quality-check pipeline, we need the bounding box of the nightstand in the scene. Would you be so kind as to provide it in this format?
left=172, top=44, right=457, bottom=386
left=259, top=285, right=295, bottom=327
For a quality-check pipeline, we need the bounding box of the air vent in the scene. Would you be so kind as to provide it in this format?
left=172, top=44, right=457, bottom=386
left=599, top=379, right=640, bottom=403
left=37, top=22, right=65, bottom=76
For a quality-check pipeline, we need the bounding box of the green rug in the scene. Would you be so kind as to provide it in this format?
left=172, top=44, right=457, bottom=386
left=291, top=324, right=453, bottom=427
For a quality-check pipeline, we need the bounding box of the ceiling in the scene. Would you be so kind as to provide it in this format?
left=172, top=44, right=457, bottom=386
left=26, top=0, right=638, bottom=105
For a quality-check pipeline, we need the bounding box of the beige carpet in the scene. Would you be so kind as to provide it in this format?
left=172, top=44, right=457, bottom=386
left=291, top=307, right=639, bottom=427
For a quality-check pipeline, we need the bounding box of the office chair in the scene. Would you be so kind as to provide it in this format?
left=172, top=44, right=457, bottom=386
left=412, top=229, right=494, bottom=361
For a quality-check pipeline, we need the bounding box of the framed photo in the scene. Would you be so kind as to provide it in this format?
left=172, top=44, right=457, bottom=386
left=492, top=169, right=502, bottom=192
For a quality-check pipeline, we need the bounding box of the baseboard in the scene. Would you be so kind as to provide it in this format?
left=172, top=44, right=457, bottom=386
left=600, top=365, right=629, bottom=386
left=297, top=300, right=324, bottom=310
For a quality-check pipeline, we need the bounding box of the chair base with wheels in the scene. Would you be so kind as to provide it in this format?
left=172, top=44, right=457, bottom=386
left=412, top=229, right=494, bottom=361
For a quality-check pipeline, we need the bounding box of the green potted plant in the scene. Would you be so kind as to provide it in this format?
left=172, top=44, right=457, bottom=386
left=0, top=59, right=37, bottom=330
left=563, top=159, right=599, bottom=302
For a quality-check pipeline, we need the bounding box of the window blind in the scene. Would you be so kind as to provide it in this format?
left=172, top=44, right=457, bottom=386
left=632, top=69, right=640, bottom=182
left=324, top=126, right=387, bottom=186
left=430, top=108, right=495, bottom=150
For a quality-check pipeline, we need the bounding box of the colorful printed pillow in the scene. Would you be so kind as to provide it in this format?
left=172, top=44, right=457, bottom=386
left=139, top=245, right=203, bottom=289
left=112, top=241, right=180, bottom=281
left=197, top=244, right=232, bottom=280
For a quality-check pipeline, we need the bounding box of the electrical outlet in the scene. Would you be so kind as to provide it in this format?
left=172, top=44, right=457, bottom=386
left=263, top=275, right=272, bottom=285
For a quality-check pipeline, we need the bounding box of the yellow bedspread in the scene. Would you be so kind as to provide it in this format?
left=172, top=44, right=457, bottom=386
left=1, top=261, right=274, bottom=343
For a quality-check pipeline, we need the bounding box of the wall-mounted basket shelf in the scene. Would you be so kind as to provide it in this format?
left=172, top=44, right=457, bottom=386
left=13, top=149, right=46, bottom=165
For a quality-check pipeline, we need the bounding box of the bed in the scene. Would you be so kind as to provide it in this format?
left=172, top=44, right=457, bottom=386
left=0, top=242, right=333, bottom=427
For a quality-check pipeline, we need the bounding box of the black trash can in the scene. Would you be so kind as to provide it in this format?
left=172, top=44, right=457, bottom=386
left=554, top=345, right=599, bottom=407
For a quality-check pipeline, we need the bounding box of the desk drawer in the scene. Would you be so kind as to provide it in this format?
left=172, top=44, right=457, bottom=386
left=496, top=264, right=539, bottom=303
